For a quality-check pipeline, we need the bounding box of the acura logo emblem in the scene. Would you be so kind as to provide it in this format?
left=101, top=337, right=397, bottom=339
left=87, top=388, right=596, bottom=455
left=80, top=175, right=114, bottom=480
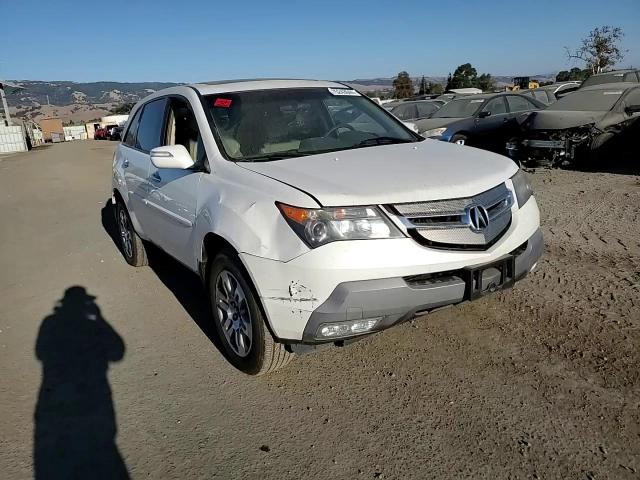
left=467, top=204, right=490, bottom=231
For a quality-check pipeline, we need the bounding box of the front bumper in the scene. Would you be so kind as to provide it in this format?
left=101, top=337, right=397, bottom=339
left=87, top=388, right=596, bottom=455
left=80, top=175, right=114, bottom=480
left=301, top=228, right=542, bottom=343
left=241, top=197, right=541, bottom=342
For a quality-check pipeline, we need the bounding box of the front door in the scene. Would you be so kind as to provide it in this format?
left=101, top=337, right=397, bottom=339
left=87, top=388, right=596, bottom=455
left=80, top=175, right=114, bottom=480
left=143, top=96, right=205, bottom=268
left=474, top=96, right=510, bottom=151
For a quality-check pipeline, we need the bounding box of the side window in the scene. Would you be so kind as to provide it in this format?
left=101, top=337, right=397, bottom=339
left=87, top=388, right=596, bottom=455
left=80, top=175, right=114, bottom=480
left=533, top=90, right=548, bottom=103
left=164, top=97, right=203, bottom=163
left=624, top=88, right=640, bottom=109
left=135, top=98, right=167, bottom=153
left=123, top=108, right=142, bottom=147
left=507, top=95, right=536, bottom=112
left=623, top=72, right=638, bottom=82
left=483, top=97, right=507, bottom=115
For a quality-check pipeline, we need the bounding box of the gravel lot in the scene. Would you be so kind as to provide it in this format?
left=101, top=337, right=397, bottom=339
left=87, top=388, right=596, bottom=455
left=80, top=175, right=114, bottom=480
left=1, top=141, right=639, bottom=479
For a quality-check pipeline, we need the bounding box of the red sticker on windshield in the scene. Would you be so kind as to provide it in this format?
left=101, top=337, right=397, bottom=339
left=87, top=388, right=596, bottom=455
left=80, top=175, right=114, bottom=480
left=214, top=98, right=232, bottom=107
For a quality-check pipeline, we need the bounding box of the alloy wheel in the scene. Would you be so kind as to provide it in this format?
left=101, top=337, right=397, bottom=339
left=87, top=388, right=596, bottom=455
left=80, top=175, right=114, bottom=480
left=118, top=207, right=133, bottom=259
left=215, top=270, right=253, bottom=357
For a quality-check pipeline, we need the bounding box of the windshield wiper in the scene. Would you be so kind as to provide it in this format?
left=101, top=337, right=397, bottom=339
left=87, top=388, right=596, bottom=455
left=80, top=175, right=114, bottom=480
left=238, top=150, right=308, bottom=162
left=354, top=136, right=417, bottom=147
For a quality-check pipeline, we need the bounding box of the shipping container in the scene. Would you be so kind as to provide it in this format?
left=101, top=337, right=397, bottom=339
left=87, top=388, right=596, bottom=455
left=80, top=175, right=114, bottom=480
left=39, top=118, right=64, bottom=142
left=63, top=125, right=87, bottom=141
left=0, top=125, right=28, bottom=153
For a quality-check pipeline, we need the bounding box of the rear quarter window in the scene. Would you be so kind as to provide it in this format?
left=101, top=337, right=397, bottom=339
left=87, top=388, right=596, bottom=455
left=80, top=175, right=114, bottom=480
left=123, top=108, right=142, bottom=147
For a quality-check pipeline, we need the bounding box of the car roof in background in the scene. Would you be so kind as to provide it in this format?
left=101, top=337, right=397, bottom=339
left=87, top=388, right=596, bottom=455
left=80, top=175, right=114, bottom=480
left=448, top=92, right=525, bottom=100
left=578, top=82, right=639, bottom=92
left=588, top=69, right=639, bottom=77
left=398, top=99, right=443, bottom=105
left=191, top=78, right=347, bottom=95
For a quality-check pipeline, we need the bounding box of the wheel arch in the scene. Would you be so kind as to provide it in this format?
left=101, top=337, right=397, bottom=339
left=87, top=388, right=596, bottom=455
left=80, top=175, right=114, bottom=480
left=112, top=187, right=145, bottom=236
left=450, top=131, right=471, bottom=142
left=200, top=232, right=283, bottom=344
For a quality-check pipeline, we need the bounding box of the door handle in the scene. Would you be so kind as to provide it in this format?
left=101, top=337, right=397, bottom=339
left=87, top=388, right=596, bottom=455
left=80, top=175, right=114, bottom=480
left=122, top=159, right=129, bottom=168
left=151, top=172, right=161, bottom=183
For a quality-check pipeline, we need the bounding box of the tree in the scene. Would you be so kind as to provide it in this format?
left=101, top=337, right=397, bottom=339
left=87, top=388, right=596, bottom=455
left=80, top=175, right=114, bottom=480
left=445, top=73, right=453, bottom=91
left=427, top=82, right=444, bottom=94
left=418, top=76, right=428, bottom=95
left=448, top=63, right=478, bottom=89
left=476, top=73, right=496, bottom=92
left=110, top=102, right=135, bottom=115
left=556, top=67, right=589, bottom=82
left=392, top=71, right=414, bottom=99
left=566, top=26, right=626, bottom=74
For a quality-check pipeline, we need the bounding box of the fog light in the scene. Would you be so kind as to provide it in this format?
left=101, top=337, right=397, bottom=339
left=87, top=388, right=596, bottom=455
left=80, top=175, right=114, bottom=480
left=316, top=317, right=381, bottom=339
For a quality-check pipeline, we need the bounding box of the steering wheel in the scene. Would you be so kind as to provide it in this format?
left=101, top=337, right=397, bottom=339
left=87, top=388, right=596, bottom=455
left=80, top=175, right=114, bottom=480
left=324, top=123, right=355, bottom=138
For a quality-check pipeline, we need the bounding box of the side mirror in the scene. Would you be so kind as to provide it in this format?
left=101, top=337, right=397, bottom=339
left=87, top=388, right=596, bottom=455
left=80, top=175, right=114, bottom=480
left=478, top=111, right=491, bottom=118
left=625, top=104, right=640, bottom=115
left=150, top=145, right=195, bottom=169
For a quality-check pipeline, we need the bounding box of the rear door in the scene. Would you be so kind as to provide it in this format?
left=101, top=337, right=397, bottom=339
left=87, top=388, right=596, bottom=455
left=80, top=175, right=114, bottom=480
left=124, top=97, right=168, bottom=235
left=144, top=96, right=205, bottom=267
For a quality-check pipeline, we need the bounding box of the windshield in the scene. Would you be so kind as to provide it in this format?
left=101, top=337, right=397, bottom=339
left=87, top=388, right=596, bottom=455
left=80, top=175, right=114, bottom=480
left=548, top=89, right=622, bottom=111
left=430, top=97, right=485, bottom=118
left=206, top=88, right=419, bottom=161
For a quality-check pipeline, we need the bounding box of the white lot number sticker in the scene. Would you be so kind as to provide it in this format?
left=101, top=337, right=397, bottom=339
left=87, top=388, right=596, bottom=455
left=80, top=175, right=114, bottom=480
left=328, top=88, right=360, bottom=96
left=603, top=91, right=623, bottom=95
left=470, top=99, right=485, bottom=103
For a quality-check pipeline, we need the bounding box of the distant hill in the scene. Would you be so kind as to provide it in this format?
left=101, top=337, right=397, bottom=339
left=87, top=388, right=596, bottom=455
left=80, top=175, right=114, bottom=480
left=4, top=74, right=557, bottom=123
left=6, top=80, right=180, bottom=107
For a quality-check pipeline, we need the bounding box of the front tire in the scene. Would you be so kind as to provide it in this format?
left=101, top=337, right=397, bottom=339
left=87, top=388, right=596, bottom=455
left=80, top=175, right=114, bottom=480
left=451, top=133, right=468, bottom=145
left=115, top=201, right=148, bottom=267
left=208, top=250, right=294, bottom=375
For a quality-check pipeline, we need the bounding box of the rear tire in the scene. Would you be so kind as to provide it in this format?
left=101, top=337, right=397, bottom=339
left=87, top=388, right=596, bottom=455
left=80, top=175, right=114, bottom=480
left=115, top=201, right=148, bottom=267
left=208, top=249, right=294, bottom=375
left=451, top=134, right=468, bottom=145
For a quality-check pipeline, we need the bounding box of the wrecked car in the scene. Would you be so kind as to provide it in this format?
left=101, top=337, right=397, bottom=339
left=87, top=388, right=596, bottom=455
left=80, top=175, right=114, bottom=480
left=112, top=79, right=542, bottom=375
left=507, top=83, right=640, bottom=167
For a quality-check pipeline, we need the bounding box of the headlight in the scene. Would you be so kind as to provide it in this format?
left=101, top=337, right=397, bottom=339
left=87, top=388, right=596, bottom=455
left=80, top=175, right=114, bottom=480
left=422, top=127, right=447, bottom=137
left=277, top=203, right=403, bottom=248
left=510, top=169, right=534, bottom=207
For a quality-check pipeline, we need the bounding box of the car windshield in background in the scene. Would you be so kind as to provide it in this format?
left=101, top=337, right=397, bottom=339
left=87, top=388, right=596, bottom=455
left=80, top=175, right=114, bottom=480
left=547, top=89, right=622, bottom=111
left=430, top=97, right=485, bottom=118
left=206, top=88, right=419, bottom=161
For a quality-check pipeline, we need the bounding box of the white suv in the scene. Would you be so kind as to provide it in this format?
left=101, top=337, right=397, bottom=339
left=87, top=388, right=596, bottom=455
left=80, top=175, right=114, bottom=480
left=112, top=79, right=542, bottom=375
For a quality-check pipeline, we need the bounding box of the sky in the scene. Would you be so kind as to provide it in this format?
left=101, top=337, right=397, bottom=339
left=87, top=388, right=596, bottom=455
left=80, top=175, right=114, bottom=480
left=2, top=0, right=639, bottom=83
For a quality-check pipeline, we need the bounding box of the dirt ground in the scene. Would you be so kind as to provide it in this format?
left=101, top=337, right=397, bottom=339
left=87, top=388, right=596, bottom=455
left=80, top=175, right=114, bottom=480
left=1, top=141, right=638, bottom=479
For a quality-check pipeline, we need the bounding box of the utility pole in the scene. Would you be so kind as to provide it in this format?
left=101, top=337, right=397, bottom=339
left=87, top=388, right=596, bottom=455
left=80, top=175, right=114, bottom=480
left=0, top=82, right=12, bottom=126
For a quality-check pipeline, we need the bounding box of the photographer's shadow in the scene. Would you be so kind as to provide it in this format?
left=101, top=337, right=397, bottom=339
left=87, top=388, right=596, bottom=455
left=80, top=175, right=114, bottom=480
left=34, top=286, right=129, bottom=480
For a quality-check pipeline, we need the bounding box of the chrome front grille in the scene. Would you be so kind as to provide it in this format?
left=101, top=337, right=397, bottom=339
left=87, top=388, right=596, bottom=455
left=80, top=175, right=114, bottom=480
left=390, top=183, right=513, bottom=249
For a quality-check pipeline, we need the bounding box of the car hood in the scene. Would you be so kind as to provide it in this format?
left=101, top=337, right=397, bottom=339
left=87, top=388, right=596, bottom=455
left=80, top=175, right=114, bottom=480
left=238, top=140, right=518, bottom=206
left=415, top=117, right=465, bottom=133
left=525, top=110, right=605, bottom=130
